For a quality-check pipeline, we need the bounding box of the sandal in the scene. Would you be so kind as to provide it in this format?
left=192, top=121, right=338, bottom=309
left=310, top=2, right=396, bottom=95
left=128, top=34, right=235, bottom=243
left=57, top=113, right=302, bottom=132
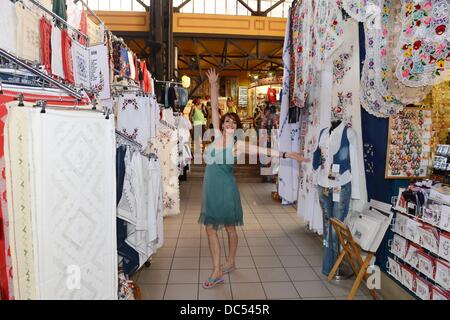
left=222, top=265, right=236, bottom=274
left=202, top=277, right=224, bottom=289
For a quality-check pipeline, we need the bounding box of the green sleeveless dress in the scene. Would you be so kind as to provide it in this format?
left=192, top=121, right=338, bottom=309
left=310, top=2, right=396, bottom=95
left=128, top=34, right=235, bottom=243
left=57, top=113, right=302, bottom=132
left=198, top=141, right=244, bottom=230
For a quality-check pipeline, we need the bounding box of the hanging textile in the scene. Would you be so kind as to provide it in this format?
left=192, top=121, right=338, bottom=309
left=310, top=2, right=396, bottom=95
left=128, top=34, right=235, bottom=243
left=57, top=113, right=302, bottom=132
left=51, top=24, right=65, bottom=79
left=360, top=0, right=400, bottom=118
left=0, top=95, right=15, bottom=301
left=278, top=2, right=301, bottom=204
left=61, top=30, right=75, bottom=84
left=89, top=44, right=111, bottom=100
left=342, top=0, right=370, bottom=21
left=117, top=94, right=151, bottom=150
left=125, top=156, right=164, bottom=268
left=119, top=47, right=131, bottom=78
left=298, top=18, right=368, bottom=234
left=4, top=104, right=36, bottom=300
left=0, top=1, right=17, bottom=55
left=314, top=0, right=345, bottom=70
left=71, top=41, right=90, bottom=89
left=149, top=96, right=159, bottom=139
left=52, top=0, right=67, bottom=21
left=386, top=0, right=431, bottom=104
left=331, top=19, right=367, bottom=213
left=79, top=8, right=88, bottom=46
left=155, top=110, right=180, bottom=217
left=87, top=18, right=104, bottom=45
left=15, top=5, right=41, bottom=63
left=395, top=0, right=449, bottom=87
left=128, top=51, right=136, bottom=80
left=28, top=108, right=117, bottom=300
left=66, top=0, right=82, bottom=31
left=40, top=17, right=52, bottom=74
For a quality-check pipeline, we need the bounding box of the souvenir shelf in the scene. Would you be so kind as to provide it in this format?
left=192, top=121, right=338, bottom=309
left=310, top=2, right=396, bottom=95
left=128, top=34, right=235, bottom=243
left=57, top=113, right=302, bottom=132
left=387, top=188, right=450, bottom=300
left=432, top=144, right=450, bottom=184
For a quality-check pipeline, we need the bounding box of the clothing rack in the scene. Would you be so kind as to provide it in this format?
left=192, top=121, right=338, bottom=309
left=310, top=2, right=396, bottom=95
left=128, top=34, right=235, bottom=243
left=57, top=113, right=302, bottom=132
left=0, top=48, right=85, bottom=100
left=115, top=129, right=158, bottom=159
left=21, top=0, right=90, bottom=45
left=113, top=69, right=140, bottom=86
left=155, top=79, right=183, bottom=86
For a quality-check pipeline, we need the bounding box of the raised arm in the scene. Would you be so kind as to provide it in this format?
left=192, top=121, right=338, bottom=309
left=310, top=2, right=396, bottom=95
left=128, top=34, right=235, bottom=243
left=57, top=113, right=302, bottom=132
left=206, top=69, right=220, bottom=132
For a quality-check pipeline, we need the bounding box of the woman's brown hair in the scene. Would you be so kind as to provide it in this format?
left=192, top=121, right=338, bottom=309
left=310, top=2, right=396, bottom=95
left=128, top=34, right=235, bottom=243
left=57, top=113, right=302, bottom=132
left=220, top=112, right=242, bottom=130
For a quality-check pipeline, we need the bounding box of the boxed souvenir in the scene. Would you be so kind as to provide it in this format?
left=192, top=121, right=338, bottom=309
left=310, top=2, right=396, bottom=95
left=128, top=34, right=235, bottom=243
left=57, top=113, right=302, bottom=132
left=417, top=251, right=435, bottom=279
left=431, top=285, right=450, bottom=300
left=405, top=217, right=422, bottom=243
left=391, top=234, right=408, bottom=259
left=387, top=257, right=402, bottom=281
left=438, top=232, right=450, bottom=262
left=421, top=201, right=441, bottom=226
left=415, top=277, right=431, bottom=300
left=418, top=225, right=439, bottom=255
left=395, top=188, right=407, bottom=214
left=439, top=205, right=450, bottom=232
left=430, top=185, right=450, bottom=206
left=434, top=259, right=450, bottom=291
left=404, top=242, right=421, bottom=269
left=394, top=212, right=408, bottom=236
left=401, top=265, right=416, bottom=293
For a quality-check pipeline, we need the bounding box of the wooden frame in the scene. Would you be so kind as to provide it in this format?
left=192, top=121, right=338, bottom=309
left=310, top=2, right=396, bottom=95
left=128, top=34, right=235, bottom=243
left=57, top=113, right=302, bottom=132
left=327, top=218, right=379, bottom=300
left=385, top=107, right=433, bottom=179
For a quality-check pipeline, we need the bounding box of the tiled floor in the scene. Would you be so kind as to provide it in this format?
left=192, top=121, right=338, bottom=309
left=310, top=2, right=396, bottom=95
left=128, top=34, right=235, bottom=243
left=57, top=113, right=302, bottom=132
left=134, top=181, right=373, bottom=300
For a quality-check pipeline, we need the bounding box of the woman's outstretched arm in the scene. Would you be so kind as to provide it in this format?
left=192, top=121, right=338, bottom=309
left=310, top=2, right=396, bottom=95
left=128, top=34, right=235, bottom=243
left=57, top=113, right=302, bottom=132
left=206, top=68, right=220, bottom=132
left=234, top=140, right=309, bottom=162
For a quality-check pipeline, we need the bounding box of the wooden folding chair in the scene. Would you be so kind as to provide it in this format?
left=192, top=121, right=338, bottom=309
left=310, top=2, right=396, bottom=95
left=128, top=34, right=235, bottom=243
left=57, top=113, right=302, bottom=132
left=327, top=217, right=378, bottom=300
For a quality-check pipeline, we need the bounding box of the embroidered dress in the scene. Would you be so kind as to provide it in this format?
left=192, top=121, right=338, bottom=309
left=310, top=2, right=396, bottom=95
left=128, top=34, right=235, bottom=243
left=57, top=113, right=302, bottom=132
left=395, top=0, right=450, bottom=87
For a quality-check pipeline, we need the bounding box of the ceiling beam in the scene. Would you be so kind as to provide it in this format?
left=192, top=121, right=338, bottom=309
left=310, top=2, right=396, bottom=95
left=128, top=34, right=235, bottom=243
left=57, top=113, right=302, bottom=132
left=221, top=39, right=228, bottom=66
left=135, top=0, right=150, bottom=11
left=200, top=57, right=220, bottom=68
left=174, top=0, right=192, bottom=12
left=237, top=0, right=256, bottom=15
left=263, top=0, right=285, bottom=16
left=195, top=39, right=222, bottom=67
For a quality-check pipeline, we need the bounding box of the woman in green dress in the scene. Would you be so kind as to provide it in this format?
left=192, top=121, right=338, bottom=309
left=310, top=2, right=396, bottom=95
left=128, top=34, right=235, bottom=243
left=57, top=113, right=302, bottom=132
left=200, top=69, right=308, bottom=289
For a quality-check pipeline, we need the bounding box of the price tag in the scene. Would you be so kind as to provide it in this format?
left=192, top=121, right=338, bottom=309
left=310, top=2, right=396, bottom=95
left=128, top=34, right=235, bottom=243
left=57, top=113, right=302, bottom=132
left=408, top=202, right=416, bottom=210
left=333, top=187, right=340, bottom=202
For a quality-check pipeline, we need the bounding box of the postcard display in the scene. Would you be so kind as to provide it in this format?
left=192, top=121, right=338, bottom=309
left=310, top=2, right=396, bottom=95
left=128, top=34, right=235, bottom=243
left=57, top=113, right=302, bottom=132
left=388, top=183, right=450, bottom=300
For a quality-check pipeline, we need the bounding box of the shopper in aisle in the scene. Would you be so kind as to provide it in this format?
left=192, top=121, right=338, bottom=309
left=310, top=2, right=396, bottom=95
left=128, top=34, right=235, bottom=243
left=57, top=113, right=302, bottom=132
left=199, top=68, right=309, bottom=289
left=226, top=97, right=237, bottom=114
left=189, top=97, right=208, bottom=155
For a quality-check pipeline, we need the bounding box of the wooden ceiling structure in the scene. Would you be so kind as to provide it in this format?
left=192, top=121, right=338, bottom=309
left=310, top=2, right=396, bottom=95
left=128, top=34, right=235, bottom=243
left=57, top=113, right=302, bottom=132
left=97, top=0, right=287, bottom=96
